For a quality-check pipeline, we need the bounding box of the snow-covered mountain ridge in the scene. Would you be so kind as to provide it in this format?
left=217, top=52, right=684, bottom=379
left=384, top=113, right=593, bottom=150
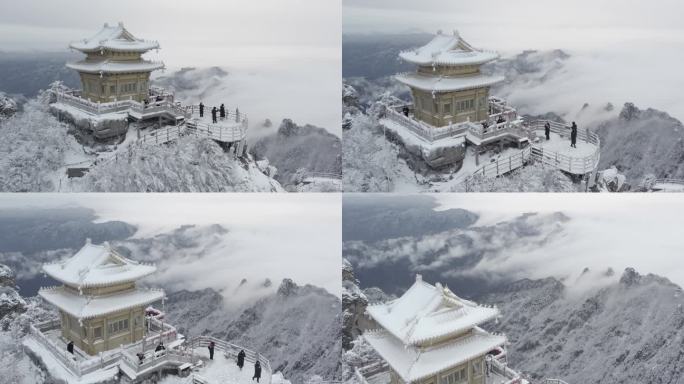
left=478, top=268, right=684, bottom=383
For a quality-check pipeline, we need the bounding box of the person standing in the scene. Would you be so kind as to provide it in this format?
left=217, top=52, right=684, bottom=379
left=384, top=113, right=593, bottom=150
left=199, top=102, right=204, bottom=117
left=237, top=349, right=246, bottom=370
left=570, top=122, right=578, bottom=148
left=212, top=107, right=218, bottom=124
left=253, top=360, right=262, bottom=382
left=544, top=121, right=550, bottom=141
left=67, top=341, right=74, bottom=354
left=208, top=341, right=215, bottom=360
left=220, top=103, right=226, bottom=119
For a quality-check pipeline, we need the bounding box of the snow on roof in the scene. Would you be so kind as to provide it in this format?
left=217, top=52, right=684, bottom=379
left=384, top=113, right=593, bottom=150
left=366, top=275, right=500, bottom=345
left=399, top=30, right=499, bottom=66
left=66, top=60, right=164, bottom=74
left=39, top=286, right=164, bottom=319
left=396, top=72, right=504, bottom=93
left=70, top=22, right=160, bottom=52
left=364, top=327, right=505, bottom=383
left=42, top=240, right=157, bottom=288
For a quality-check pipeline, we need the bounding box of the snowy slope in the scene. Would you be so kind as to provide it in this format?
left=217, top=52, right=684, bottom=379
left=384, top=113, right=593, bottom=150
left=79, top=136, right=284, bottom=192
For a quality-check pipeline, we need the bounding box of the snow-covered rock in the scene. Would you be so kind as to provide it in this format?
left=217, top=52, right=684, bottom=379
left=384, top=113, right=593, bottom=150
left=0, top=264, right=15, bottom=287
left=0, top=92, right=18, bottom=118
left=594, top=165, right=628, bottom=192
left=251, top=119, right=341, bottom=191
left=342, top=259, right=368, bottom=351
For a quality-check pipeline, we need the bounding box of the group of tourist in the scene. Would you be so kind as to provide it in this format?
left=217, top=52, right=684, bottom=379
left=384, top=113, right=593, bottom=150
left=198, top=102, right=240, bottom=124
left=543, top=121, right=579, bottom=147
left=208, top=341, right=262, bottom=382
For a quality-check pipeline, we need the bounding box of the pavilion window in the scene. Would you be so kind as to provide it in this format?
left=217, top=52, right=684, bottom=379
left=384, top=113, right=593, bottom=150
left=108, top=318, right=130, bottom=335
left=440, top=367, right=467, bottom=384
left=93, top=326, right=103, bottom=339
left=472, top=360, right=483, bottom=377
left=443, top=102, right=452, bottom=115
left=110, top=85, right=116, bottom=95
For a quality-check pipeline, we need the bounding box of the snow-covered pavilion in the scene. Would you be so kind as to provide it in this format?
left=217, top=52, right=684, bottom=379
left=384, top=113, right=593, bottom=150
left=362, top=275, right=518, bottom=384
left=68, top=22, right=163, bottom=104
left=397, top=30, right=504, bottom=128
left=39, top=239, right=163, bottom=355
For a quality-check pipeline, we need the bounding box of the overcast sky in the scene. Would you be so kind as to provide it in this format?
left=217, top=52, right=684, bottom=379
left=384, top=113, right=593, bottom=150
left=434, top=193, right=684, bottom=292
left=0, top=193, right=341, bottom=297
left=344, top=0, right=684, bottom=122
left=0, top=0, right=341, bottom=133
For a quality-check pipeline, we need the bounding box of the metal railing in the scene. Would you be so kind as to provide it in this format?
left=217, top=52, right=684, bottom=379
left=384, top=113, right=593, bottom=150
left=468, top=146, right=532, bottom=180
left=541, top=379, right=569, bottom=384
left=186, top=118, right=248, bottom=143
left=489, top=358, right=522, bottom=384
left=303, top=172, right=343, bottom=180
left=384, top=105, right=470, bottom=142
left=188, top=335, right=272, bottom=384
left=653, top=178, right=684, bottom=186
left=139, top=125, right=184, bottom=145
left=526, top=120, right=601, bottom=175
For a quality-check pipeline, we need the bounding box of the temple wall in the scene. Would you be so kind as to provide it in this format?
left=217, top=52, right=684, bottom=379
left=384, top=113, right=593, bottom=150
left=417, top=356, right=485, bottom=384
left=85, top=51, right=143, bottom=62
left=60, top=306, right=146, bottom=355
left=412, top=87, right=489, bottom=127
left=80, top=71, right=151, bottom=103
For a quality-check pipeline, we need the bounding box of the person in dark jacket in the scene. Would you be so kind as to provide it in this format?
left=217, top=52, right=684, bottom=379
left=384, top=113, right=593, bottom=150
left=402, top=106, right=409, bottom=117
left=67, top=341, right=74, bottom=354
left=136, top=352, right=145, bottom=365
left=220, top=104, right=226, bottom=119
left=570, top=122, right=578, bottom=148
left=237, top=349, right=246, bottom=369
left=208, top=341, right=215, bottom=360
left=252, top=360, right=262, bottom=382
left=544, top=121, right=550, bottom=140
left=155, top=342, right=166, bottom=353
left=199, top=102, right=204, bottom=117
left=211, top=107, right=218, bottom=124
